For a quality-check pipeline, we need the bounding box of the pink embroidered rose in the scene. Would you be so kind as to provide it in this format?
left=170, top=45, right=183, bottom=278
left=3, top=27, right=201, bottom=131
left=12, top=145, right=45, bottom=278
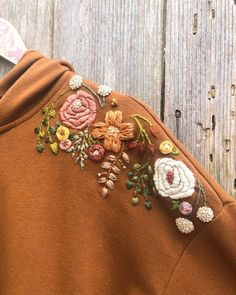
left=178, top=201, right=193, bottom=216
left=59, top=139, right=72, bottom=151
left=88, top=144, right=105, bottom=162
left=59, top=90, right=96, bottom=129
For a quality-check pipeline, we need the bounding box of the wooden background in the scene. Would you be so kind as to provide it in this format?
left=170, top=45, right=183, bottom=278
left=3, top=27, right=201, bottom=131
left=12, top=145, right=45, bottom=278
left=0, top=0, right=235, bottom=197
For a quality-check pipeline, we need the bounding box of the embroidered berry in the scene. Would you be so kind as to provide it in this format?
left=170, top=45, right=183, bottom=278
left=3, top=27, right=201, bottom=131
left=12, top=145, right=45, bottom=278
left=88, top=144, right=105, bottom=162
left=126, top=180, right=134, bottom=189
left=137, top=142, right=146, bottom=153
left=127, top=141, right=138, bottom=150
left=131, top=196, right=139, bottom=206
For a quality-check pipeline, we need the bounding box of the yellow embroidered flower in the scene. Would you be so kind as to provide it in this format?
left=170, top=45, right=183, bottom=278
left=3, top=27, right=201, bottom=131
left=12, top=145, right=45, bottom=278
left=91, top=111, right=134, bottom=153
left=159, top=140, right=174, bottom=154
left=56, top=125, right=70, bottom=141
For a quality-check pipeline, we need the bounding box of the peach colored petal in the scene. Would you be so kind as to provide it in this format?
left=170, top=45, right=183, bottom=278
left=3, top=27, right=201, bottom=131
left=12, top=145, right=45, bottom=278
left=105, top=111, right=123, bottom=127
left=90, top=122, right=108, bottom=139
left=103, top=136, right=121, bottom=153
left=118, top=123, right=135, bottom=140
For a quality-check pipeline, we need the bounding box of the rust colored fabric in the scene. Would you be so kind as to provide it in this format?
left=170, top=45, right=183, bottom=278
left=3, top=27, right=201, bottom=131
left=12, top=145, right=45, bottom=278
left=0, top=50, right=235, bottom=295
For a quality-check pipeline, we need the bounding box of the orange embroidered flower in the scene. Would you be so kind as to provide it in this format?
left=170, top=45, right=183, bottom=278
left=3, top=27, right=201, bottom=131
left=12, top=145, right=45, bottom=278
left=90, top=111, right=134, bottom=153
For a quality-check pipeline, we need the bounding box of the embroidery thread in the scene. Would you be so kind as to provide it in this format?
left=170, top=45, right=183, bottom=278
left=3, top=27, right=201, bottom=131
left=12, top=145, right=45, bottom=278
left=90, top=110, right=135, bottom=153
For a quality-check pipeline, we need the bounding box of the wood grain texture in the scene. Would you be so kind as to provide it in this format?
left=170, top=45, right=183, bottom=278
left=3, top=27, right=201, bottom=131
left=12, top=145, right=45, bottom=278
left=164, top=0, right=236, bottom=197
left=0, top=0, right=235, bottom=197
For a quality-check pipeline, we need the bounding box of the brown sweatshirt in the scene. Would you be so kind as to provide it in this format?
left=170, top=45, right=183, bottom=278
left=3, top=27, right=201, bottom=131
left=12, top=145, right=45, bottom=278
left=0, top=50, right=235, bottom=295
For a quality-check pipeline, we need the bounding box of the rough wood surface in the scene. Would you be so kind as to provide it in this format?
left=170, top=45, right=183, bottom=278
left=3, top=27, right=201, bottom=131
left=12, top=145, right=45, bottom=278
left=0, top=0, right=235, bottom=197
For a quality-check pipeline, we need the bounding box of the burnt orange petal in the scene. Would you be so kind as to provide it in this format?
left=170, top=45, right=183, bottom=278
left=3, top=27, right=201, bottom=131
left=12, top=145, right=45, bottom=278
left=103, top=135, right=122, bottom=153
left=90, top=122, right=108, bottom=139
left=105, top=111, right=123, bottom=127
left=118, top=122, right=135, bottom=140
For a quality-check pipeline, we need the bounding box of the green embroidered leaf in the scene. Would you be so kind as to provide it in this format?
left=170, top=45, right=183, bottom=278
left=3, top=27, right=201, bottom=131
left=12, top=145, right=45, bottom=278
left=48, top=127, right=56, bottom=135
left=39, top=130, right=45, bottom=138
left=34, top=127, right=40, bottom=134
left=136, top=187, right=142, bottom=194
left=171, top=200, right=180, bottom=210
left=128, top=171, right=134, bottom=178
left=144, top=200, right=152, bottom=210
left=50, top=142, right=59, bottom=154
left=171, top=147, right=180, bottom=155
left=147, top=165, right=153, bottom=175
left=131, top=176, right=139, bottom=182
left=42, top=106, right=49, bottom=114
left=133, top=163, right=141, bottom=171
left=42, top=118, right=49, bottom=126
left=69, top=132, right=76, bottom=140
left=45, top=136, right=51, bottom=143
left=36, top=143, right=44, bottom=153
left=55, top=121, right=61, bottom=128
left=143, top=174, right=149, bottom=181
left=126, top=180, right=134, bottom=189
left=48, top=110, right=56, bottom=118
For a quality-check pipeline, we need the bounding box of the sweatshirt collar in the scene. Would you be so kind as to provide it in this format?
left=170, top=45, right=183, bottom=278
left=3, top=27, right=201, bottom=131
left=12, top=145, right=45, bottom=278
left=0, top=49, right=74, bottom=133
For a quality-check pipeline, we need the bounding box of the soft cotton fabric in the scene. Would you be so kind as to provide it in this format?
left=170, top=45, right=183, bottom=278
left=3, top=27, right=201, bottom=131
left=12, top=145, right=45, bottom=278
left=0, top=50, right=235, bottom=295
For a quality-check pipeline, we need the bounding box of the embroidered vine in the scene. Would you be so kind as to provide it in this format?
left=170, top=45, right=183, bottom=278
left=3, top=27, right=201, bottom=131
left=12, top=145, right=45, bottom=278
left=127, top=161, right=154, bottom=210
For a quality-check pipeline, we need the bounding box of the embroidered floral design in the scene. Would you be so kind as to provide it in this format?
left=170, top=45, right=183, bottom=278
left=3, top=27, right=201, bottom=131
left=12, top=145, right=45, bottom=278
left=128, top=114, right=156, bottom=155
left=175, top=217, right=194, bottom=234
left=178, top=201, right=193, bottom=215
left=69, top=75, right=83, bottom=90
left=196, top=206, right=214, bottom=222
left=56, top=125, right=70, bottom=141
left=159, top=140, right=180, bottom=156
left=64, top=129, right=96, bottom=169
left=33, top=72, right=215, bottom=236
left=153, top=158, right=195, bottom=199
left=59, top=90, right=96, bottom=130
left=59, top=139, right=72, bottom=151
left=97, top=85, right=112, bottom=97
left=88, top=144, right=105, bottom=162
left=127, top=161, right=154, bottom=210
left=111, top=98, right=118, bottom=107
left=91, top=111, right=134, bottom=153
left=97, top=144, right=130, bottom=198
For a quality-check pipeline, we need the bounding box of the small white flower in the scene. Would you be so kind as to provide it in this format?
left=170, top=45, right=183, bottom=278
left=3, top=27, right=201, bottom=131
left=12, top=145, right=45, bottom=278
left=69, top=75, right=83, bottom=90
left=175, top=217, right=194, bottom=234
left=196, top=206, right=214, bottom=223
left=97, top=85, right=112, bottom=96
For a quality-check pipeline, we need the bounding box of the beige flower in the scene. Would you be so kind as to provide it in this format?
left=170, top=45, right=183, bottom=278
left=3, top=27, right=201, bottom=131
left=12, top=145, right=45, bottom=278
left=90, top=111, right=134, bottom=153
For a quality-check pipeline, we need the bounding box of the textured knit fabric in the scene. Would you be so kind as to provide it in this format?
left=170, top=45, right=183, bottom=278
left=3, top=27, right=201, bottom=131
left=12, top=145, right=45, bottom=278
left=0, top=50, right=235, bottom=295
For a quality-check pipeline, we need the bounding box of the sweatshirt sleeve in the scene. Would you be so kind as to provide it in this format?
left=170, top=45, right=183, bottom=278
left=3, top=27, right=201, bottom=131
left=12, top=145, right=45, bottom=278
left=164, top=201, right=236, bottom=295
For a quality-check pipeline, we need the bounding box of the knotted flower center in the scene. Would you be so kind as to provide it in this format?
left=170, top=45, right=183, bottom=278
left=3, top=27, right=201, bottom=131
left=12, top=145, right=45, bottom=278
left=107, top=126, right=120, bottom=137
left=72, top=100, right=82, bottom=109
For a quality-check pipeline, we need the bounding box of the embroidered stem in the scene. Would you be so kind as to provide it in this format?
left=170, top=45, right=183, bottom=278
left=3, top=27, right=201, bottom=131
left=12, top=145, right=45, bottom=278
left=98, top=143, right=128, bottom=198
left=82, top=83, right=104, bottom=108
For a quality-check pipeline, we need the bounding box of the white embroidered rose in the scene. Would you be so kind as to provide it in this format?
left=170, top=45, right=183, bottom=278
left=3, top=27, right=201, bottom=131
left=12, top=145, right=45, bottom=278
left=153, top=158, right=195, bottom=200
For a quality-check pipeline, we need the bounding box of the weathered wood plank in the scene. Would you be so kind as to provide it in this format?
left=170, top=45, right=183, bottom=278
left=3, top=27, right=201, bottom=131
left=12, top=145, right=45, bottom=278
left=164, top=0, right=236, bottom=197
left=53, top=0, right=165, bottom=114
